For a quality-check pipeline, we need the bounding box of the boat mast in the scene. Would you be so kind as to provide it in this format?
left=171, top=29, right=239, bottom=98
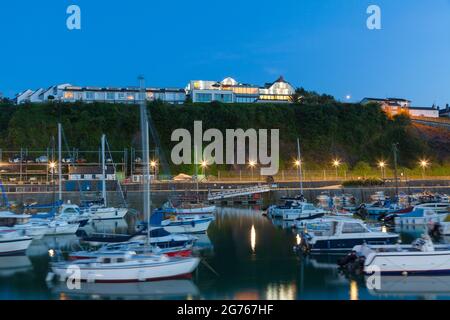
left=392, top=143, right=399, bottom=199
left=297, top=138, right=304, bottom=196
left=139, top=76, right=151, bottom=247
left=101, top=134, right=107, bottom=206
left=58, top=123, right=62, bottom=202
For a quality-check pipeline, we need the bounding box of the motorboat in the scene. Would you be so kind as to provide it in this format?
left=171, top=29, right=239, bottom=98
left=29, top=219, right=80, bottom=235
left=148, top=210, right=214, bottom=234
left=50, top=251, right=200, bottom=283
left=270, top=202, right=327, bottom=221
left=0, top=229, right=33, bottom=255
left=82, top=205, right=128, bottom=221
left=298, top=218, right=399, bottom=253
left=0, top=211, right=47, bottom=239
left=364, top=200, right=404, bottom=216
left=394, top=207, right=448, bottom=226
left=414, top=202, right=449, bottom=215
left=352, top=235, right=450, bottom=275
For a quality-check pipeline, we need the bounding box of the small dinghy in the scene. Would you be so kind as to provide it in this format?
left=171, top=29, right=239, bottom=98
left=349, top=235, right=450, bottom=275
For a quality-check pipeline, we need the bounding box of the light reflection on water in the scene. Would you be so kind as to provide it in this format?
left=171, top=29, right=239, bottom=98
left=0, top=205, right=449, bottom=300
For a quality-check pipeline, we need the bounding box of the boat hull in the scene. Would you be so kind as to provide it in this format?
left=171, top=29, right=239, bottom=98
left=364, top=251, right=450, bottom=275
left=174, top=206, right=216, bottom=215
left=89, top=208, right=128, bottom=220
left=163, top=219, right=212, bottom=234
left=306, top=235, right=399, bottom=252
left=0, top=237, right=33, bottom=255
left=45, top=223, right=79, bottom=235
left=52, top=257, right=200, bottom=283
left=395, top=214, right=447, bottom=226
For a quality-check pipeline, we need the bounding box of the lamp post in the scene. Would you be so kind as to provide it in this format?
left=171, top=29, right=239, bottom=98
left=294, top=160, right=301, bottom=183
left=378, top=161, right=386, bottom=180
left=49, top=161, right=56, bottom=203
left=150, top=160, right=158, bottom=180
left=332, top=159, right=341, bottom=179
left=419, top=160, right=429, bottom=180
left=249, top=160, right=256, bottom=182
left=201, top=160, right=208, bottom=178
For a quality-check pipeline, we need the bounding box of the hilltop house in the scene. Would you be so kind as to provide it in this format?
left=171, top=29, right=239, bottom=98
left=361, top=97, right=439, bottom=118
left=186, top=76, right=295, bottom=104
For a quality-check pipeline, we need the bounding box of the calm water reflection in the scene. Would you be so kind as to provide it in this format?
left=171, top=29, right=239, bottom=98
left=0, top=206, right=449, bottom=300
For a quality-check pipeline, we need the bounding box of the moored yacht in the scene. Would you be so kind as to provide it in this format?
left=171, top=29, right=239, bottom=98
left=352, top=235, right=450, bottom=275
left=0, top=229, right=33, bottom=255
left=271, top=201, right=327, bottom=221
left=50, top=251, right=200, bottom=283
left=394, top=207, right=448, bottom=226
left=299, top=218, right=399, bottom=253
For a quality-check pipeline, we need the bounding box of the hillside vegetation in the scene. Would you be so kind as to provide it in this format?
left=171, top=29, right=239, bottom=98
left=0, top=100, right=447, bottom=174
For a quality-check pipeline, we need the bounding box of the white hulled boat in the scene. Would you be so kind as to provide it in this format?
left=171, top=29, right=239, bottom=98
left=394, top=207, right=448, bottom=226
left=353, top=235, right=450, bottom=275
left=299, top=218, right=399, bottom=252
left=0, top=229, right=32, bottom=255
left=0, top=212, right=47, bottom=239
left=51, top=251, right=200, bottom=283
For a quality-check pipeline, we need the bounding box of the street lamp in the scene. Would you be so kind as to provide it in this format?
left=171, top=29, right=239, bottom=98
left=150, top=160, right=158, bottom=179
left=378, top=161, right=386, bottom=180
left=249, top=160, right=256, bottom=181
left=201, top=160, right=208, bottom=177
left=294, top=159, right=301, bottom=182
left=332, top=159, right=341, bottom=178
left=419, top=159, right=430, bottom=179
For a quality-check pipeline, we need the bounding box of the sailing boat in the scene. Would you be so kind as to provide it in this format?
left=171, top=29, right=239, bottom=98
left=49, top=77, right=200, bottom=283
left=268, top=138, right=327, bottom=221
left=82, top=135, right=128, bottom=220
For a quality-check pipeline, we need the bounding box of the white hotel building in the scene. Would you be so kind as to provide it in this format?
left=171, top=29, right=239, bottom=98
left=14, top=76, right=296, bottom=105
left=187, top=76, right=295, bottom=103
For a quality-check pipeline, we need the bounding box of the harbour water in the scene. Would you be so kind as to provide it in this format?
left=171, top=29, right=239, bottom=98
left=1, top=204, right=450, bottom=300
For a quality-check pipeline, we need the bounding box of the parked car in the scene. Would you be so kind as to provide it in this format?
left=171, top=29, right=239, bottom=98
left=22, top=156, right=34, bottom=163
left=35, top=155, right=49, bottom=163
left=62, top=157, right=74, bottom=163
left=8, top=156, right=21, bottom=163
left=76, top=158, right=87, bottom=164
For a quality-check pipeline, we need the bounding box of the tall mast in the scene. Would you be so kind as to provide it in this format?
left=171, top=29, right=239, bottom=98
left=297, top=138, right=304, bottom=196
left=58, top=123, right=62, bottom=202
left=139, top=76, right=151, bottom=246
left=101, top=134, right=107, bottom=206
left=392, top=143, right=399, bottom=199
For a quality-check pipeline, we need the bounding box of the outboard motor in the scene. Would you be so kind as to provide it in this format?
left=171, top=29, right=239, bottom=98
left=428, top=223, right=442, bottom=240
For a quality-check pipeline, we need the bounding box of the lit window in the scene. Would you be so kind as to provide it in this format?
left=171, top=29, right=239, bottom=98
left=64, top=92, right=74, bottom=99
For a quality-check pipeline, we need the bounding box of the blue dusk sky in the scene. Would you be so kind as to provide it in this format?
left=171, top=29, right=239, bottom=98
left=1, top=0, right=450, bottom=106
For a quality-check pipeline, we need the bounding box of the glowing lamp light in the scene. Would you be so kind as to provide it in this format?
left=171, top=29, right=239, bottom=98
left=332, top=159, right=341, bottom=168
left=249, top=160, right=256, bottom=168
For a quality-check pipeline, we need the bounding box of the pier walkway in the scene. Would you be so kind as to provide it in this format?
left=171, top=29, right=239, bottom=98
left=207, top=185, right=271, bottom=201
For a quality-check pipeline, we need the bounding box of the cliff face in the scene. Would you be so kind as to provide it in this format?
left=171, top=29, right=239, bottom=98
left=412, top=123, right=450, bottom=161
